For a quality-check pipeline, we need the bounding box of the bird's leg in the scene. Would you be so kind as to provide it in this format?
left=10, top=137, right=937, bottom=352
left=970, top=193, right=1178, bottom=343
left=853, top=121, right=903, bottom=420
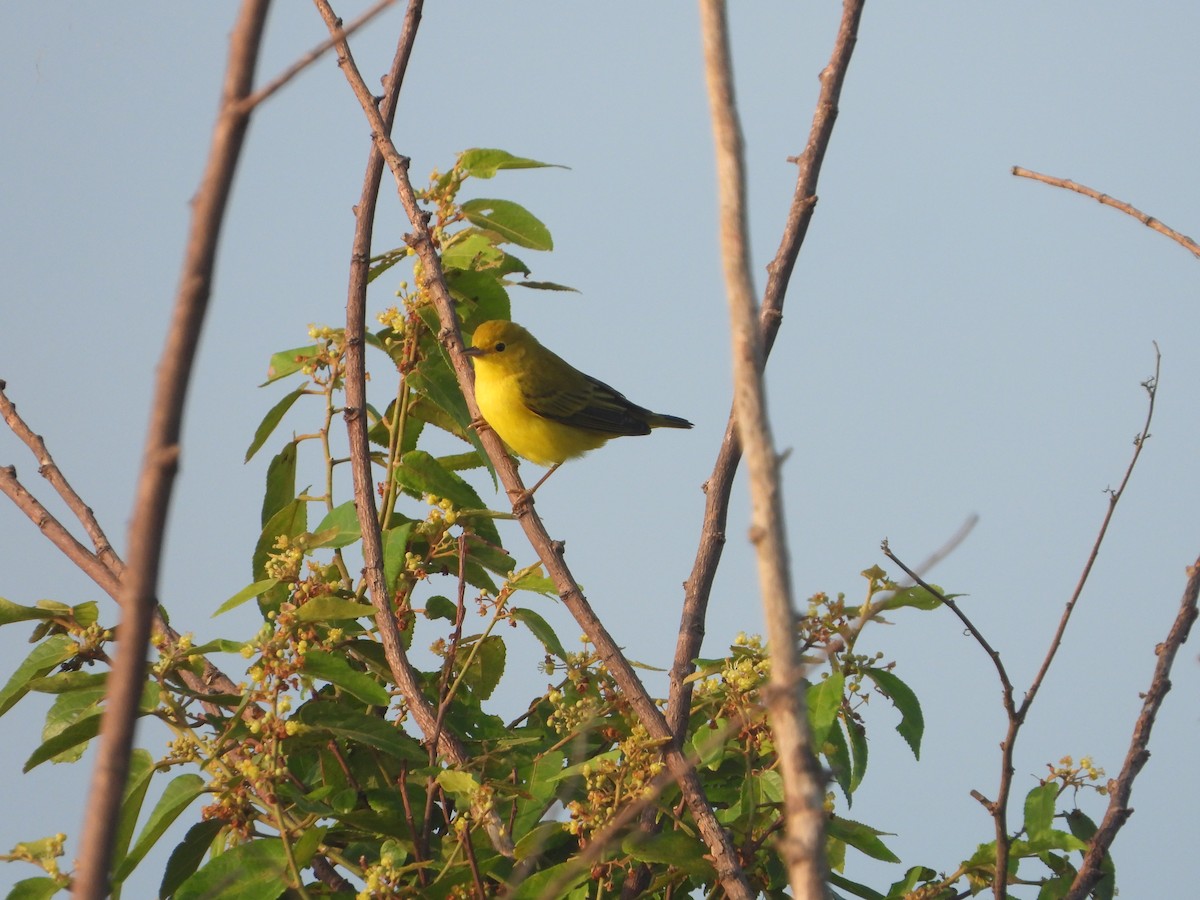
left=508, top=463, right=561, bottom=515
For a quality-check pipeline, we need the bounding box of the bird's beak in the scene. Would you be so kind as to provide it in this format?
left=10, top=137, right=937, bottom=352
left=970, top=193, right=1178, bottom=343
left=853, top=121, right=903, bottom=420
left=463, top=346, right=483, bottom=359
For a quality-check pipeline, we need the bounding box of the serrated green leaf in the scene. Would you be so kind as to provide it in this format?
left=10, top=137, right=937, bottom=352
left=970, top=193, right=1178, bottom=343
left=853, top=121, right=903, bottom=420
left=807, top=672, right=844, bottom=747
left=461, top=199, right=552, bottom=251
left=262, top=344, right=319, bottom=386
left=160, top=819, right=224, bottom=899
left=302, top=651, right=390, bottom=706
left=827, top=815, right=899, bottom=863
left=863, top=667, right=924, bottom=759
left=245, top=386, right=306, bottom=462
left=455, top=635, right=505, bottom=701
left=174, top=837, right=290, bottom=900
left=214, top=579, right=278, bottom=617
left=459, top=148, right=562, bottom=178
left=825, top=718, right=853, bottom=803
left=0, top=634, right=76, bottom=718
left=512, top=607, right=567, bottom=660
left=114, top=773, right=206, bottom=884
left=425, top=595, right=457, bottom=622
left=310, top=500, right=362, bottom=549
left=261, top=442, right=297, bottom=528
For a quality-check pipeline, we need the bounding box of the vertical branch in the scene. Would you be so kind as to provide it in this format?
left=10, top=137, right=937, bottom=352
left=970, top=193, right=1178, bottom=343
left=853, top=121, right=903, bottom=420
left=698, top=2, right=828, bottom=897
left=668, top=0, right=865, bottom=742
left=72, top=2, right=273, bottom=898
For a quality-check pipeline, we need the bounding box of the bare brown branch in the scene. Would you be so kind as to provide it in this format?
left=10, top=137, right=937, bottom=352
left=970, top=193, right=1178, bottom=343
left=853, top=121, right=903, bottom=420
left=699, top=1, right=827, bottom=896
left=1013, top=166, right=1200, bottom=260
left=668, top=0, right=866, bottom=743
left=73, top=3, right=273, bottom=897
left=1063, top=556, right=1200, bottom=899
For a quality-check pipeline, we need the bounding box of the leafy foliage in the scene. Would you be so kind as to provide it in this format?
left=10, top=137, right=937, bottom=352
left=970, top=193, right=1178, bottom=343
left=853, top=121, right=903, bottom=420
left=0, top=152, right=1116, bottom=898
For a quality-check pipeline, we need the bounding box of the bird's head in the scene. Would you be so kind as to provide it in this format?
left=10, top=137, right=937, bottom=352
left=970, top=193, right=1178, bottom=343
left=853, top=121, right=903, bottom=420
left=465, top=320, right=534, bottom=370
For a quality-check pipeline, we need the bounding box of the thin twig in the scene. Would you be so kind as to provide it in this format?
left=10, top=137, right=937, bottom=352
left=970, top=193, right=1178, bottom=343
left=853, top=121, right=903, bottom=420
left=668, top=0, right=865, bottom=743
left=313, top=4, right=752, bottom=894
left=0, top=382, right=123, bottom=579
left=73, top=3, right=273, bottom=898
left=1062, top=556, right=1200, bottom=899
left=1012, top=166, right=1200, bottom=260
left=239, top=0, right=397, bottom=111
left=699, top=1, right=826, bottom=897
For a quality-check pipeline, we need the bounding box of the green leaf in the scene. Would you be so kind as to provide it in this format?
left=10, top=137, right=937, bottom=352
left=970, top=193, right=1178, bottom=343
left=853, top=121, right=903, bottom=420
left=846, top=715, right=868, bottom=795
left=294, top=597, right=376, bottom=623
left=382, top=521, right=415, bottom=591
left=1065, top=810, right=1115, bottom=900
left=6, top=878, right=63, bottom=900
left=0, top=596, right=53, bottom=626
left=310, top=500, right=362, bottom=549
left=111, top=750, right=156, bottom=881
left=512, top=280, right=579, bottom=292
left=245, top=386, right=306, bottom=462
left=825, top=718, right=853, bottom=803
left=459, top=148, right=562, bottom=178
left=876, top=584, right=946, bottom=613
left=395, top=451, right=499, bottom=547
left=114, top=773, right=206, bottom=883
left=425, top=595, right=457, bottom=622
left=826, top=815, right=899, bottom=863
left=446, top=268, right=511, bottom=323
left=261, top=442, right=297, bottom=528
left=253, top=498, right=307, bottom=582
left=512, top=607, right=567, bottom=660
left=454, top=635, right=506, bottom=701
left=367, top=247, right=408, bottom=284
left=807, top=672, right=844, bottom=747
left=262, top=344, right=318, bottom=385
left=508, top=862, right=589, bottom=900
left=0, top=635, right=76, bottom=718
left=441, top=231, right=506, bottom=271
left=461, top=199, right=553, bottom=251
left=408, top=351, right=475, bottom=436
left=512, top=821, right=571, bottom=862
left=302, top=650, right=390, bottom=706
left=1024, top=782, right=1059, bottom=841
left=25, top=712, right=103, bottom=770
left=622, top=831, right=713, bottom=875
left=174, top=838, right=291, bottom=900
left=436, top=769, right=480, bottom=801
left=214, top=579, right=278, bottom=617
left=294, top=704, right=425, bottom=763
left=828, top=872, right=886, bottom=900
left=160, top=819, right=224, bottom=899
left=27, top=671, right=106, bottom=693
left=863, top=667, right=924, bottom=759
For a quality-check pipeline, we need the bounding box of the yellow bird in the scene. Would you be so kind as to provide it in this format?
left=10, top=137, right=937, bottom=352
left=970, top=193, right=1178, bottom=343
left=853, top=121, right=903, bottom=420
left=465, top=320, right=693, bottom=483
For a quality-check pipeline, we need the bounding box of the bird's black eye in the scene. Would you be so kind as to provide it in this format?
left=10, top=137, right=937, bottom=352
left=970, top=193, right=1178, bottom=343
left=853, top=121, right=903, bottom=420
left=494, top=342, right=506, bottom=352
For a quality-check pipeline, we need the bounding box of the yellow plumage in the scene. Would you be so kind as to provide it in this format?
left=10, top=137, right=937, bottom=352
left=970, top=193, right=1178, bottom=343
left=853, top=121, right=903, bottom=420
left=466, top=320, right=693, bottom=467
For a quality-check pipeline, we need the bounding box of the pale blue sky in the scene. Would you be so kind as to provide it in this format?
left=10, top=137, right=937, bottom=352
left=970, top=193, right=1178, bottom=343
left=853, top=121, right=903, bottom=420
left=3, top=3, right=1198, bottom=896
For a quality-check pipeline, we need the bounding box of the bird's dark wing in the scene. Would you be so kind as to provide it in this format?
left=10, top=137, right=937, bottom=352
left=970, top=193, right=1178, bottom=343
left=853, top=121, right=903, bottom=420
left=522, top=372, right=654, bottom=436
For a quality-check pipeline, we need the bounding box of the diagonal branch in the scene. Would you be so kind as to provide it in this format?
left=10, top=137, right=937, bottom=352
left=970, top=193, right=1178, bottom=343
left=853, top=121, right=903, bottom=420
left=72, top=3, right=273, bottom=897
left=1012, top=167, right=1200, bottom=260
left=1063, top=555, right=1200, bottom=900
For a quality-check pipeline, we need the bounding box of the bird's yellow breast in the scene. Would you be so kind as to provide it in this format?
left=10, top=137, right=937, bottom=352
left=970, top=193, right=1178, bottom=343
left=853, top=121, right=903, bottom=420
left=473, top=362, right=610, bottom=466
